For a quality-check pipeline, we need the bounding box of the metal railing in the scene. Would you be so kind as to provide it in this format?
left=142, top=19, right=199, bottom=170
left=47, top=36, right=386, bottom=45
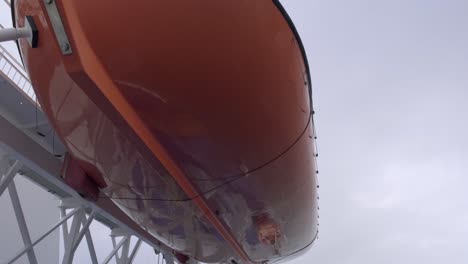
left=0, top=25, right=37, bottom=102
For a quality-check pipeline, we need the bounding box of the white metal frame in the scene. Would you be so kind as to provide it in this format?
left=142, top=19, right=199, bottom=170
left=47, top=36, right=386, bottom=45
left=1, top=160, right=38, bottom=264
left=0, top=157, right=169, bottom=264
left=102, top=228, right=142, bottom=264
left=59, top=199, right=97, bottom=264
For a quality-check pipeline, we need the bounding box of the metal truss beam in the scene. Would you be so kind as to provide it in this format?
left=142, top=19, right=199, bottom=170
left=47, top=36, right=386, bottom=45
left=4, top=194, right=150, bottom=264
left=8, top=208, right=80, bottom=264
left=0, top=160, right=21, bottom=196
left=0, top=160, right=38, bottom=264
left=102, top=228, right=142, bottom=264
left=8, top=177, right=38, bottom=264
left=0, top=157, right=165, bottom=264
left=59, top=198, right=99, bottom=264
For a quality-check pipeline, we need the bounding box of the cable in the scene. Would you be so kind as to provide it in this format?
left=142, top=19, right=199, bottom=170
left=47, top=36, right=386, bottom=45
left=98, top=114, right=312, bottom=202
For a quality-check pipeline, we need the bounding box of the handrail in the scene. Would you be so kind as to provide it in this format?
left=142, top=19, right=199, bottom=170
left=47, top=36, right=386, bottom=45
left=0, top=26, right=37, bottom=103
left=0, top=49, right=36, bottom=102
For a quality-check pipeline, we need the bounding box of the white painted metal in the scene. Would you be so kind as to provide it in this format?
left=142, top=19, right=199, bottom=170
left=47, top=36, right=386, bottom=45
left=0, top=25, right=29, bottom=68
left=58, top=203, right=100, bottom=264
left=61, top=208, right=83, bottom=264
left=82, top=220, right=99, bottom=264
left=2, top=180, right=166, bottom=264
left=127, top=239, right=142, bottom=264
left=0, top=159, right=21, bottom=196
left=61, top=205, right=97, bottom=264
left=8, top=177, right=39, bottom=264
left=0, top=27, right=31, bottom=43
left=102, top=235, right=129, bottom=264
left=7, top=208, right=80, bottom=264
left=104, top=229, right=144, bottom=264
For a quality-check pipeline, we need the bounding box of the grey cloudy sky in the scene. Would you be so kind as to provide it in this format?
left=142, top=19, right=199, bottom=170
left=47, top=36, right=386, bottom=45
left=2, top=0, right=468, bottom=263
left=284, top=0, right=468, bottom=263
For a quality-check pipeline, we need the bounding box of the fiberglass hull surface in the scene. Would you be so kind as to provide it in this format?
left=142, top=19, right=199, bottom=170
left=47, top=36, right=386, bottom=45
left=14, top=0, right=318, bottom=262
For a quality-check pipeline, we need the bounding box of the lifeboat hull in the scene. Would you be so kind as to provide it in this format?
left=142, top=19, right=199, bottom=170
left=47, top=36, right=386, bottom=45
left=14, top=0, right=318, bottom=262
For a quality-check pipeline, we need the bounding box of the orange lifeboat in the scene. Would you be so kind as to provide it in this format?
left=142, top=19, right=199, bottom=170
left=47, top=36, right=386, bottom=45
left=13, top=0, right=318, bottom=262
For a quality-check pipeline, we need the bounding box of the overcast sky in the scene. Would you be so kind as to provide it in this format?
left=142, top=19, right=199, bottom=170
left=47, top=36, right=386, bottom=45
left=2, top=0, right=468, bottom=263
left=284, top=0, right=468, bottom=263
